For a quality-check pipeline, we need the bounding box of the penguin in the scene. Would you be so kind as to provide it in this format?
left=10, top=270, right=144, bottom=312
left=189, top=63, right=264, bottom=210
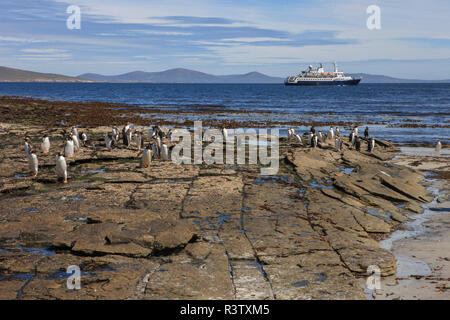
left=335, top=137, right=341, bottom=151
left=41, top=134, right=50, bottom=154
left=220, top=127, right=227, bottom=142
left=24, top=136, right=33, bottom=156
left=148, top=125, right=154, bottom=139
left=328, top=127, right=334, bottom=140
left=294, top=133, right=303, bottom=145
left=354, top=126, right=358, bottom=137
left=122, top=125, right=129, bottom=146
left=368, top=137, right=375, bottom=152
left=335, top=127, right=340, bottom=137
left=133, top=131, right=144, bottom=151
left=72, top=133, right=81, bottom=152
left=56, top=152, right=68, bottom=183
left=79, top=131, right=88, bottom=146
left=105, top=132, right=114, bottom=151
left=112, top=126, right=120, bottom=142
left=288, top=128, right=295, bottom=140
left=64, top=137, right=75, bottom=158
left=355, top=136, right=361, bottom=151
left=152, top=142, right=160, bottom=159
left=308, top=132, right=314, bottom=146
left=310, top=126, right=316, bottom=134
left=167, top=129, right=173, bottom=140
left=161, top=143, right=169, bottom=161
left=126, top=128, right=133, bottom=147
left=318, top=131, right=323, bottom=142
left=349, top=130, right=355, bottom=146
left=435, top=140, right=442, bottom=154
left=364, top=126, right=369, bottom=140
left=28, top=152, right=38, bottom=177
left=71, top=127, right=78, bottom=138
left=140, top=145, right=152, bottom=168
left=312, top=134, right=318, bottom=148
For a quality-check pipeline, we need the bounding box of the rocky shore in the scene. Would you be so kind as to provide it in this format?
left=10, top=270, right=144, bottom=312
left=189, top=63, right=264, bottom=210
left=1, top=110, right=442, bottom=300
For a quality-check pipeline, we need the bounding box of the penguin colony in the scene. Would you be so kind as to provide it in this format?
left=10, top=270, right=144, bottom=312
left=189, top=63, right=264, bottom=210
left=21, top=124, right=444, bottom=182
left=22, top=124, right=172, bottom=183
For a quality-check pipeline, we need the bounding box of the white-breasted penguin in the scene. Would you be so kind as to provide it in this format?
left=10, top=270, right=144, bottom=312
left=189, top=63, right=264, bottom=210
left=368, top=137, right=375, bottom=152
left=222, top=128, right=228, bottom=142
left=161, top=143, right=169, bottom=160
left=355, top=136, right=361, bottom=151
left=335, top=127, right=340, bottom=137
left=105, top=132, right=114, bottom=151
left=24, top=136, right=33, bottom=156
left=28, top=152, right=38, bottom=177
left=312, top=134, right=318, bottom=148
left=435, top=140, right=442, bottom=154
left=41, top=134, right=50, bottom=154
left=71, top=127, right=78, bottom=138
left=72, top=133, right=81, bottom=152
left=152, top=142, right=160, bottom=159
left=64, top=137, right=75, bottom=158
left=328, top=127, right=334, bottom=140
left=335, top=137, right=341, bottom=151
left=133, top=131, right=144, bottom=151
left=308, top=132, right=313, bottom=145
left=140, top=145, right=153, bottom=168
left=56, top=152, right=68, bottom=183
left=294, top=133, right=303, bottom=145
left=112, top=126, right=119, bottom=142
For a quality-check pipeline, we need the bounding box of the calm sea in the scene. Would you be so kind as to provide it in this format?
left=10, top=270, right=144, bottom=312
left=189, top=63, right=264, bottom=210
left=0, top=83, right=448, bottom=145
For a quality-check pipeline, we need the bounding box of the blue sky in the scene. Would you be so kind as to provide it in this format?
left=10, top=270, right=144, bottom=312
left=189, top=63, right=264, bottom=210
left=0, top=0, right=449, bottom=79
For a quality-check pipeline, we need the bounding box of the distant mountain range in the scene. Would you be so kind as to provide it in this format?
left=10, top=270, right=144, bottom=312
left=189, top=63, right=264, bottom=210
left=1, top=66, right=449, bottom=83
left=0, top=66, right=91, bottom=82
left=78, top=68, right=283, bottom=83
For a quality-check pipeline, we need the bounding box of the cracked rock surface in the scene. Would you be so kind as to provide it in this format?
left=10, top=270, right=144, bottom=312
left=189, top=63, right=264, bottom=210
left=0, top=123, right=433, bottom=299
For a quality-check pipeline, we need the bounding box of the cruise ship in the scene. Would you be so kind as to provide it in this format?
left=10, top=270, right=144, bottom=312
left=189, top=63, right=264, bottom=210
left=284, top=62, right=361, bottom=86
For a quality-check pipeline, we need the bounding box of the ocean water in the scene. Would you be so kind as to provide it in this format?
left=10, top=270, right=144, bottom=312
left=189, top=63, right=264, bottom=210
left=0, top=83, right=448, bottom=144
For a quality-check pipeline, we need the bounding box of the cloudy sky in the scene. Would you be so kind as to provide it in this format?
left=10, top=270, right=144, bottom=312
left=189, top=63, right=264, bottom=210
left=0, top=0, right=449, bottom=79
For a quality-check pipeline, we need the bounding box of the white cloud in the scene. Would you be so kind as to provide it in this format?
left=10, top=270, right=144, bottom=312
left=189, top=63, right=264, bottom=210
left=0, top=36, right=47, bottom=43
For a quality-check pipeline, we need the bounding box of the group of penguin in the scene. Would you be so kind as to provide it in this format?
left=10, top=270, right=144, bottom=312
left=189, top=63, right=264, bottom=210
left=287, top=125, right=376, bottom=152
left=23, top=124, right=172, bottom=182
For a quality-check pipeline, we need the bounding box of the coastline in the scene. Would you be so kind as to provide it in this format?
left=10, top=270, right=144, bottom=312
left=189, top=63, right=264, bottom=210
left=0, top=96, right=447, bottom=300
left=369, top=147, right=449, bottom=299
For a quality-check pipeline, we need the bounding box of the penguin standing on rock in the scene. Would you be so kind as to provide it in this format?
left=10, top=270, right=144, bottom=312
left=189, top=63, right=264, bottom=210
left=24, top=136, right=33, bottom=155
left=28, top=151, right=38, bottom=178
left=140, top=144, right=153, bottom=168
left=105, top=132, right=115, bottom=151
left=328, top=127, right=334, bottom=140
left=355, top=136, right=361, bottom=151
left=64, top=136, right=75, bottom=158
left=294, top=133, right=303, bottom=145
left=308, top=132, right=314, bottom=146
left=79, top=131, right=88, bottom=147
left=123, top=124, right=131, bottom=146
left=349, top=130, right=355, bottom=146
left=41, top=134, right=50, bottom=154
left=222, top=127, right=228, bottom=142
left=133, top=131, right=144, bottom=151
left=56, top=152, right=68, bottom=183
left=368, top=138, right=375, bottom=152
left=72, top=132, right=81, bottom=153
left=335, top=137, right=341, bottom=151
left=312, top=134, right=318, bottom=148
left=112, top=126, right=120, bottom=142
left=435, top=140, right=442, bottom=154
left=364, top=126, right=369, bottom=140
left=161, top=143, right=169, bottom=160
left=335, top=127, right=340, bottom=137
